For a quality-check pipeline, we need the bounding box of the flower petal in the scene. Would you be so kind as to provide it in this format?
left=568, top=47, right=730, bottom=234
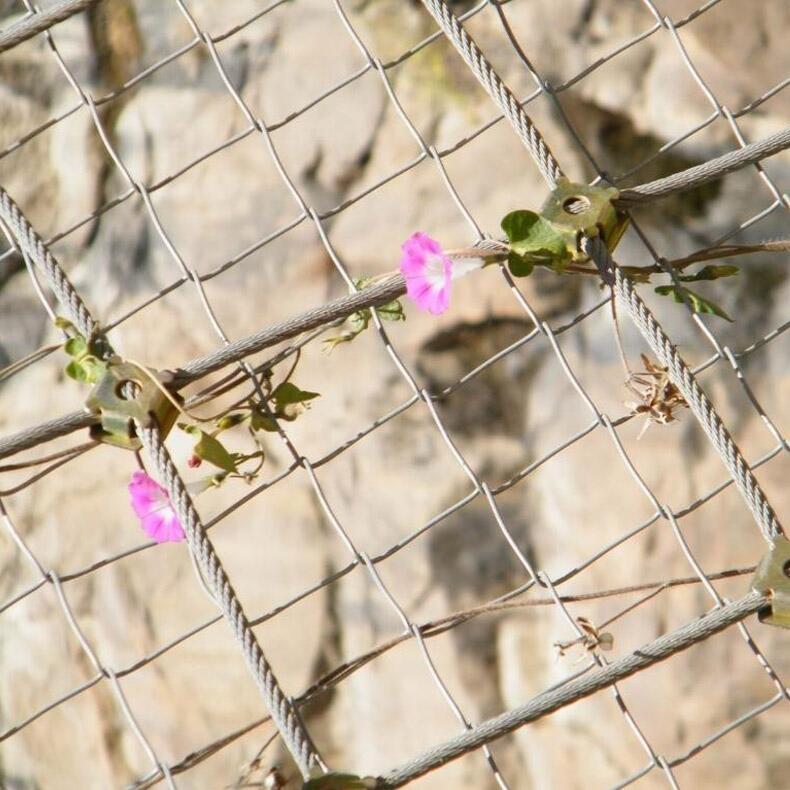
left=424, top=285, right=450, bottom=315
left=399, top=232, right=453, bottom=315
left=129, top=470, right=168, bottom=518
left=128, top=471, right=186, bottom=544
left=141, top=509, right=185, bottom=543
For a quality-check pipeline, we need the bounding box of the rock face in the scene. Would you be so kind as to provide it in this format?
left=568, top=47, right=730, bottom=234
left=0, top=1, right=788, bottom=788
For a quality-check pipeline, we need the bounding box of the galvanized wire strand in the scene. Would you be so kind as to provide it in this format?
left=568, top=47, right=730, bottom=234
left=418, top=0, right=563, bottom=188
left=0, top=186, right=98, bottom=340
left=375, top=591, right=768, bottom=788
left=135, top=423, right=322, bottom=779
left=585, top=236, right=784, bottom=543
left=617, top=126, right=790, bottom=206
left=0, top=0, right=98, bottom=55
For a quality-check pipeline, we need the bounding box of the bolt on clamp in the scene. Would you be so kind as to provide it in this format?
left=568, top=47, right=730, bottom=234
left=540, top=178, right=629, bottom=260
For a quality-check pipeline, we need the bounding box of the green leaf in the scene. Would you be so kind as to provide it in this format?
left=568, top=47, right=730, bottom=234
left=678, top=264, right=739, bottom=283
left=507, top=251, right=534, bottom=278
left=272, top=382, right=320, bottom=408
left=501, top=210, right=541, bottom=243
left=65, top=359, right=89, bottom=382
left=271, top=381, right=320, bottom=421
left=684, top=290, right=733, bottom=322
left=64, top=336, right=87, bottom=358
left=654, top=285, right=733, bottom=322
left=180, top=425, right=239, bottom=473
left=501, top=209, right=572, bottom=272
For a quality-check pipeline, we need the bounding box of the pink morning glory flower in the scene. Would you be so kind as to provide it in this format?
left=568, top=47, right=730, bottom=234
left=128, top=470, right=186, bottom=544
left=400, top=232, right=483, bottom=315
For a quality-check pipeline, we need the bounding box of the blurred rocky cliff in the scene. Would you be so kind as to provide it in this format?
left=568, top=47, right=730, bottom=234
left=0, top=1, right=788, bottom=788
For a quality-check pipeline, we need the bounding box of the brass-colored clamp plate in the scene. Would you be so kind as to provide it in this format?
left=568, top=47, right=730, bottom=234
left=751, top=537, right=790, bottom=629
left=540, top=178, right=629, bottom=259
left=85, top=361, right=180, bottom=450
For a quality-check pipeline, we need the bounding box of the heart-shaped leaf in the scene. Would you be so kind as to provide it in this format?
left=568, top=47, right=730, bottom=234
left=501, top=210, right=572, bottom=272
left=501, top=210, right=541, bottom=243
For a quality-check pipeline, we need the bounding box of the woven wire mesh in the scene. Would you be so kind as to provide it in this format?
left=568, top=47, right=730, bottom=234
left=0, top=0, right=787, bottom=787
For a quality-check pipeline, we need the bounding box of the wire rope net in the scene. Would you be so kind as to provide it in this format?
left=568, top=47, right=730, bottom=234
left=0, top=0, right=787, bottom=788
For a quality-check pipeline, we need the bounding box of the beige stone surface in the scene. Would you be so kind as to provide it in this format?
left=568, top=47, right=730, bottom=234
left=0, top=2, right=788, bottom=788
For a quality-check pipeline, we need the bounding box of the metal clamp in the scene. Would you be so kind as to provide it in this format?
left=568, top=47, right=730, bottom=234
left=85, top=361, right=180, bottom=450
left=751, top=537, right=790, bottom=629
left=540, top=178, right=629, bottom=260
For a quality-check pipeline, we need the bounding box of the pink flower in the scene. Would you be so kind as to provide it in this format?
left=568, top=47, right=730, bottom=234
left=128, top=470, right=186, bottom=544
left=399, top=232, right=482, bottom=315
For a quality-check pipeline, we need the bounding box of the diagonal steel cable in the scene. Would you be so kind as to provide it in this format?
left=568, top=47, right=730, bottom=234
left=0, top=183, right=323, bottom=780
left=375, top=591, right=769, bottom=788
left=416, top=0, right=784, bottom=548
left=0, top=186, right=98, bottom=340
left=418, top=0, right=563, bottom=188
left=585, top=237, right=784, bottom=542
left=136, top=423, right=322, bottom=778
